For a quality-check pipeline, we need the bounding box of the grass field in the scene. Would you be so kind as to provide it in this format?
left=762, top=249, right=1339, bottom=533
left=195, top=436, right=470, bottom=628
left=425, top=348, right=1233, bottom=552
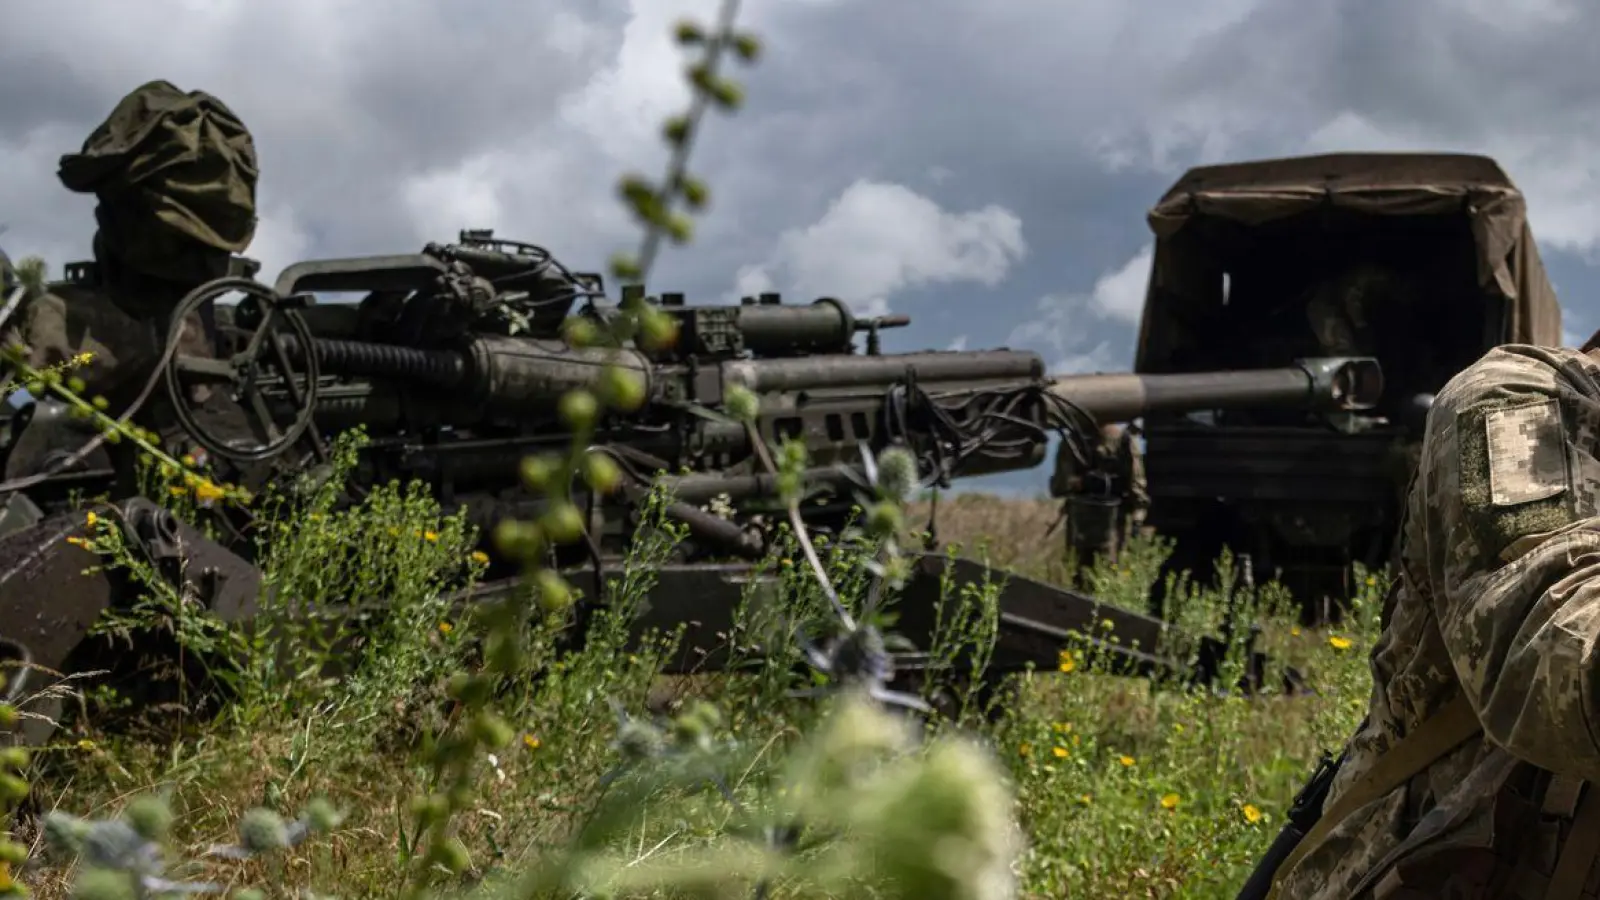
left=4, top=483, right=1384, bottom=900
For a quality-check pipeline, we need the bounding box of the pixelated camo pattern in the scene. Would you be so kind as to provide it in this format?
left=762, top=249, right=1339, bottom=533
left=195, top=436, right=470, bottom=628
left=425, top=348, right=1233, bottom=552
left=1278, top=345, right=1600, bottom=899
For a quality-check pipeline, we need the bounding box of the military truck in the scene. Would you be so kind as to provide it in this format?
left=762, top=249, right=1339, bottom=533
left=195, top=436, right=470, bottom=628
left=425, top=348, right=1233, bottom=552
left=1130, top=152, right=1564, bottom=619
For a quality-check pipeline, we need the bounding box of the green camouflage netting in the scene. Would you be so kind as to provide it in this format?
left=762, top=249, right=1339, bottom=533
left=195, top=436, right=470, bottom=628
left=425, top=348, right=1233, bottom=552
left=58, top=80, right=258, bottom=282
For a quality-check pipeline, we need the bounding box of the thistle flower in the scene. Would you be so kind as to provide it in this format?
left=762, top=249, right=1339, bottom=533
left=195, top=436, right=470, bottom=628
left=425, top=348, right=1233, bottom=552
left=851, top=736, right=1023, bottom=900
left=42, top=811, right=224, bottom=897
left=793, top=623, right=930, bottom=713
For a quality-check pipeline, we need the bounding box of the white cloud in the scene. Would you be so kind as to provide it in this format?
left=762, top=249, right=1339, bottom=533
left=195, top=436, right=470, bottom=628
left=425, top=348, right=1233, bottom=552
left=734, top=179, right=1026, bottom=316
left=1051, top=340, right=1119, bottom=376
left=1006, top=244, right=1151, bottom=375
left=248, top=206, right=312, bottom=286
left=946, top=334, right=968, bottom=351
left=1085, top=244, right=1152, bottom=325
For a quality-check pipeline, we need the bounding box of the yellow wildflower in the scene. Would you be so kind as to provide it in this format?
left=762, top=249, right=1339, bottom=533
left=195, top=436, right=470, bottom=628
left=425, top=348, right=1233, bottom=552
left=181, top=454, right=197, bottom=467
left=1118, top=755, right=1135, bottom=768
left=1160, top=793, right=1180, bottom=810
left=85, top=511, right=96, bottom=527
left=1365, top=576, right=1376, bottom=587
left=76, top=739, right=95, bottom=751
left=1078, top=794, right=1092, bottom=805
left=1328, top=635, right=1353, bottom=651
left=1058, top=650, right=1076, bottom=674
left=193, top=480, right=226, bottom=503
left=438, top=622, right=453, bottom=635
left=1019, top=741, right=1032, bottom=758
left=423, top=530, right=439, bottom=542
left=65, top=536, right=86, bottom=548
left=1242, top=803, right=1263, bottom=824
left=1052, top=746, right=1069, bottom=759
left=471, top=551, right=490, bottom=565
left=523, top=734, right=541, bottom=750
left=1291, top=626, right=1301, bottom=637
left=1052, top=721, right=1072, bottom=734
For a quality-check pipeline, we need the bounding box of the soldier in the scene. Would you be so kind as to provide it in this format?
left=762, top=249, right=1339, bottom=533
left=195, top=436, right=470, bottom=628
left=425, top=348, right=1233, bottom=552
left=1262, top=341, right=1600, bottom=898
left=0, top=81, right=268, bottom=480
left=1053, top=423, right=1147, bottom=583
left=1304, top=263, right=1392, bottom=358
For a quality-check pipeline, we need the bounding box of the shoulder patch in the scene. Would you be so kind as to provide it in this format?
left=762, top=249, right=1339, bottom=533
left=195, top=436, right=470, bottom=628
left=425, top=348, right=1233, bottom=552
left=1485, top=398, right=1569, bottom=506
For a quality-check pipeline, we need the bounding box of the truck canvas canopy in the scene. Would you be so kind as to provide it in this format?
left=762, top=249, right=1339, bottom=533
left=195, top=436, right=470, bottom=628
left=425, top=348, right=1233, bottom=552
left=1135, top=152, right=1561, bottom=394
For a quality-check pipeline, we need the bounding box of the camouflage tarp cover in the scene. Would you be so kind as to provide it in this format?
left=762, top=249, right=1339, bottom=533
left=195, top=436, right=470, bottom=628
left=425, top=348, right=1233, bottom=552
left=57, top=80, right=258, bottom=282
left=1140, top=152, right=1562, bottom=349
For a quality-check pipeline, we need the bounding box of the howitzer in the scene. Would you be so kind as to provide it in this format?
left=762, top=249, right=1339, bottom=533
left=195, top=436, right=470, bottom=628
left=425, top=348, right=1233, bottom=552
left=0, top=230, right=1383, bottom=742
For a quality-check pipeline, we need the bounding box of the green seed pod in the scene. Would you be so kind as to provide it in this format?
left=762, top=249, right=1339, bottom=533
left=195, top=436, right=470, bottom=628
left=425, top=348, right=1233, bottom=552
left=725, top=384, right=760, bottom=423
left=409, top=793, right=448, bottom=828
left=867, top=501, right=904, bottom=538
left=446, top=673, right=495, bottom=708
left=122, top=795, right=174, bottom=841
left=485, top=631, right=525, bottom=674
left=428, top=837, right=471, bottom=875
left=519, top=455, right=558, bottom=492
left=492, top=519, right=544, bottom=561
left=540, top=503, right=585, bottom=545
left=562, top=317, right=602, bottom=349
left=609, top=253, right=642, bottom=282
left=662, top=116, right=690, bottom=147
left=597, top=366, right=646, bottom=412
left=559, top=390, right=598, bottom=430
left=639, top=309, right=680, bottom=353
left=679, top=176, right=710, bottom=210
left=535, top=569, right=573, bottom=613
left=0, top=839, right=27, bottom=865
left=674, top=20, right=705, bottom=44
left=664, top=214, right=694, bottom=244
left=581, top=452, right=622, bottom=495
left=470, top=712, right=515, bottom=749
left=733, top=32, right=763, bottom=61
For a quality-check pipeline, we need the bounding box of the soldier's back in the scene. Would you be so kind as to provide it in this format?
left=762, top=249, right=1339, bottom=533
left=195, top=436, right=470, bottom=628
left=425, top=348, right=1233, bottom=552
left=1275, top=343, right=1600, bottom=899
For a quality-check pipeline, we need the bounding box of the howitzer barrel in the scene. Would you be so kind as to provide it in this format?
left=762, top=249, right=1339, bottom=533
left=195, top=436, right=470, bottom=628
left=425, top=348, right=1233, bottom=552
left=1046, top=357, right=1383, bottom=422
left=724, top=349, right=1043, bottom=394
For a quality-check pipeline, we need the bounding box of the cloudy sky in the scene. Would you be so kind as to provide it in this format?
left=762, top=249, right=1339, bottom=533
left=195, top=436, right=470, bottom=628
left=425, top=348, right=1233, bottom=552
left=3, top=0, right=1597, bottom=494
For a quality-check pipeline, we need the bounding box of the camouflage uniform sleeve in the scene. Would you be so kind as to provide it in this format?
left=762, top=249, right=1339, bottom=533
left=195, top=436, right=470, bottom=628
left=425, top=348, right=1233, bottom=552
left=1422, top=345, right=1600, bottom=779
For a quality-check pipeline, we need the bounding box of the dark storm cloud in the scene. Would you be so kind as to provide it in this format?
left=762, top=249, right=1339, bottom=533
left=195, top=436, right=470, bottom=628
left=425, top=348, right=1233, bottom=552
left=0, top=0, right=1595, bottom=358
